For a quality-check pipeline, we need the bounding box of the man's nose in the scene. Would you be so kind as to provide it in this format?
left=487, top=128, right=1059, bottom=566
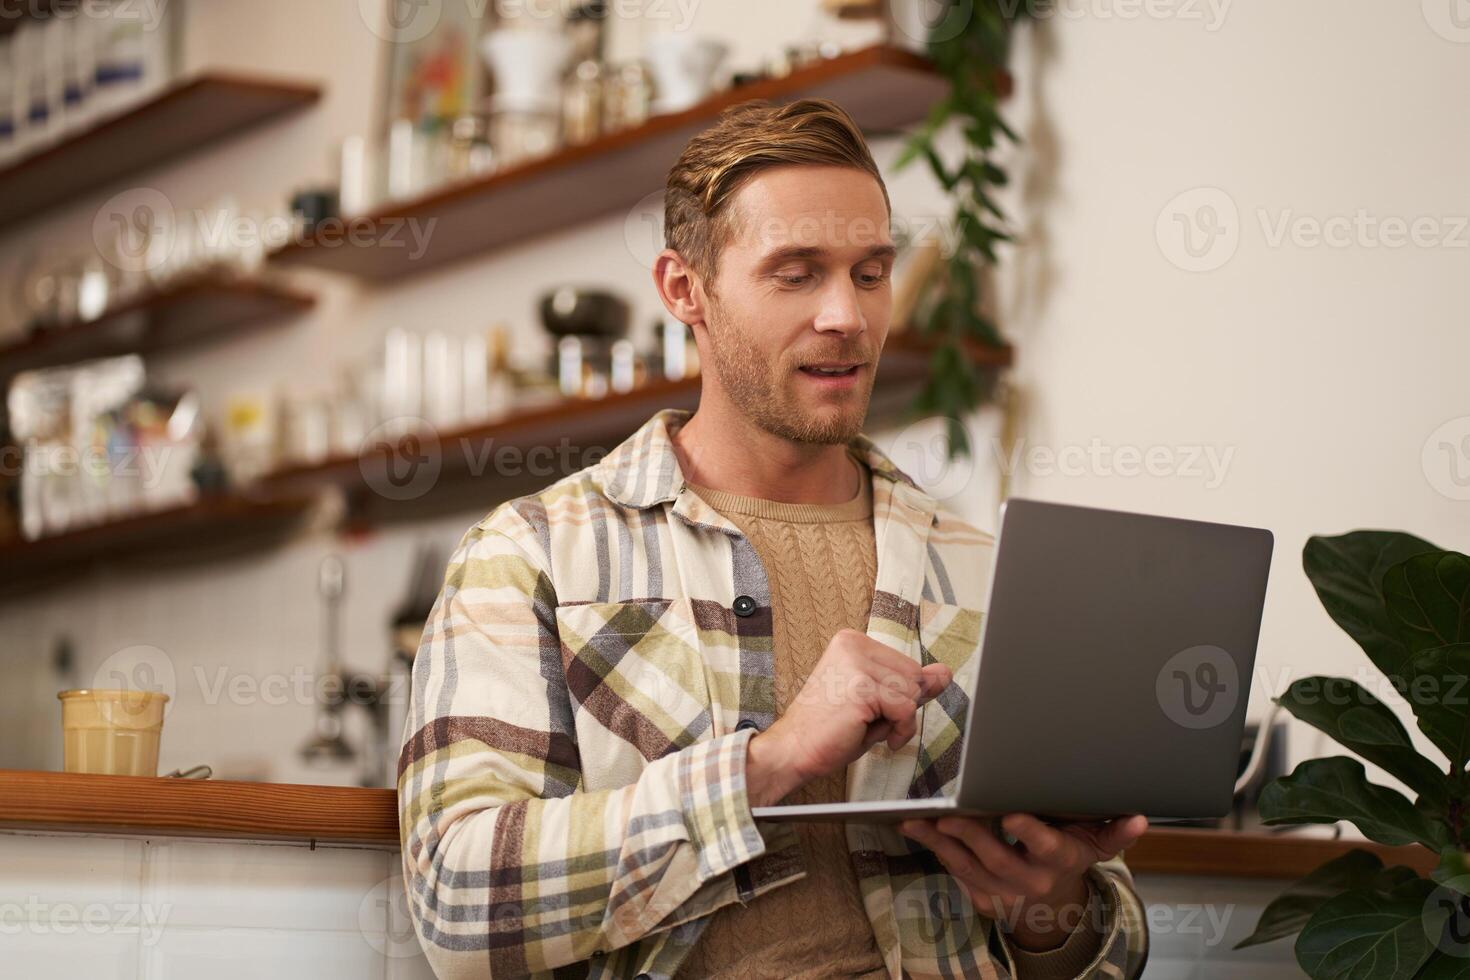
left=812, top=279, right=866, bottom=337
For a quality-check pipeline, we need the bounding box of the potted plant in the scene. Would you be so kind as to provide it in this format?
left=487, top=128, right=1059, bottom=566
left=894, top=0, right=1030, bottom=459
left=1237, top=530, right=1470, bottom=978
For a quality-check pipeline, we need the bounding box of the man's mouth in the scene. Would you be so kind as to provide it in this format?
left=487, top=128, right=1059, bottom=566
left=797, top=362, right=863, bottom=378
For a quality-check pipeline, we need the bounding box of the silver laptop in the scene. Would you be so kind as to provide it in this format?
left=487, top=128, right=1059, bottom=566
left=750, top=497, right=1274, bottom=824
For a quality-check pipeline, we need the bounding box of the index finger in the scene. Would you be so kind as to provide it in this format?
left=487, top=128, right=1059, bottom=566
left=1000, top=812, right=1067, bottom=861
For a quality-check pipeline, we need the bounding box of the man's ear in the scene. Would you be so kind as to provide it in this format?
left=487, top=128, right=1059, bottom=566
left=652, top=249, right=706, bottom=331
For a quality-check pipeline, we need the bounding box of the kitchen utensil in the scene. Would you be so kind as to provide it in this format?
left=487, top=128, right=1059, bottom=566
left=644, top=35, right=728, bottom=114
left=480, top=29, right=574, bottom=117
left=538, top=287, right=630, bottom=338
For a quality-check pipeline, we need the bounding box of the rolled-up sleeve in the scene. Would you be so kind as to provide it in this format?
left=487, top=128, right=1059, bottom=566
left=994, top=854, right=1149, bottom=980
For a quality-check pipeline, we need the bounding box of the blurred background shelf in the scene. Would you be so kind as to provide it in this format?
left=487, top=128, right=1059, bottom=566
left=270, top=44, right=945, bottom=281
left=256, top=335, right=1011, bottom=526
left=0, top=72, right=321, bottom=228
left=0, top=494, right=318, bottom=598
left=0, top=276, right=316, bottom=382
left=0, top=336, right=1009, bottom=586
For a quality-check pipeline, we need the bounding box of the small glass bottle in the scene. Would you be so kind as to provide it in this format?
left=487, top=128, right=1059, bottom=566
left=563, top=59, right=604, bottom=145
left=604, top=61, right=652, bottom=132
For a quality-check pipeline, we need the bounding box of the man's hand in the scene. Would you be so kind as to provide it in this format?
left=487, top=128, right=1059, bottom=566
left=745, top=628, right=952, bottom=807
left=898, top=812, right=1149, bottom=951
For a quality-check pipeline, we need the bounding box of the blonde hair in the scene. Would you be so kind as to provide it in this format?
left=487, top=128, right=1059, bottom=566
left=663, top=97, right=891, bottom=290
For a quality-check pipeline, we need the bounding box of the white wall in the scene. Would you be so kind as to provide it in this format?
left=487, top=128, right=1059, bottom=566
left=1, top=0, right=1466, bottom=801
left=0, top=829, right=433, bottom=980
left=991, top=0, right=1470, bottom=785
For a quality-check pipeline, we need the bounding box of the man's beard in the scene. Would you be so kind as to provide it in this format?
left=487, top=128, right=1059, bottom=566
left=702, top=299, right=875, bottom=445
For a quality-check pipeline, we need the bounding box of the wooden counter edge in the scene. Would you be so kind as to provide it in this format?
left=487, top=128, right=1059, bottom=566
left=0, top=769, right=398, bottom=848
left=1124, top=826, right=1437, bottom=879
left=0, top=770, right=1442, bottom=878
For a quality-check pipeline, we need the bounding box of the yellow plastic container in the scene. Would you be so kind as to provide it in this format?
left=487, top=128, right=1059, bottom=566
left=57, top=689, right=170, bottom=776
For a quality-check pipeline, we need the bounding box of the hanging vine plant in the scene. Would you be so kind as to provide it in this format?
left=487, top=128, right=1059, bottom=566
left=893, top=1, right=1033, bottom=459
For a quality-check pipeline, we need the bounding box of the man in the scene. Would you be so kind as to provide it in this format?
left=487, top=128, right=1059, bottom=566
left=397, top=98, right=1150, bottom=979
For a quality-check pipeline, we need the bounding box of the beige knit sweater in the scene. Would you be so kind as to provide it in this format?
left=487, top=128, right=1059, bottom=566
left=676, top=451, right=885, bottom=980
left=673, top=452, right=1101, bottom=980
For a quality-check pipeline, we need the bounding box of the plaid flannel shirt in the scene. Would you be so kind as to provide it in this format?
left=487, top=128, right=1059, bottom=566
left=398, top=407, right=1149, bottom=979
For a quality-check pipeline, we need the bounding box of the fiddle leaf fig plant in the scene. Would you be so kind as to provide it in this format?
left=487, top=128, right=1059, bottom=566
left=1237, top=530, right=1470, bottom=979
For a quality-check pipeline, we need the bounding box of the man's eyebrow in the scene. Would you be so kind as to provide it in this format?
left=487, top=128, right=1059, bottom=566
left=758, top=243, right=899, bottom=264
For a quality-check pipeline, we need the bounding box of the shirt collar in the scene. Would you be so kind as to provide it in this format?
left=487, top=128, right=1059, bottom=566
left=596, top=407, right=933, bottom=512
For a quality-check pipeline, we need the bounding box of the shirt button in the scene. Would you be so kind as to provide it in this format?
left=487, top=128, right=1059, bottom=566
left=736, top=718, right=758, bottom=732
left=732, top=595, right=756, bottom=617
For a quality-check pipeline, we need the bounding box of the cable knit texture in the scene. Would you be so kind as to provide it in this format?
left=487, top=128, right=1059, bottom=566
left=674, top=451, right=888, bottom=980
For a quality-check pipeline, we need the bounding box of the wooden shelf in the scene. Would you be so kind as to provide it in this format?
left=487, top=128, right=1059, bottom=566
left=0, top=770, right=398, bottom=848
left=0, top=276, right=315, bottom=381
left=256, top=337, right=1012, bottom=503
left=0, top=494, right=317, bottom=597
left=260, top=376, right=700, bottom=494
left=1129, top=827, right=1437, bottom=880
left=271, top=45, right=946, bottom=281
left=0, top=769, right=1442, bottom=878
left=0, top=72, right=321, bottom=228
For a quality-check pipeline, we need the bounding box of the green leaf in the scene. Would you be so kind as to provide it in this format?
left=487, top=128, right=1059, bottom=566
left=1405, top=644, right=1470, bottom=771
left=1417, top=876, right=1470, bottom=974
left=1304, top=532, right=1443, bottom=685
left=1296, top=876, right=1446, bottom=980
left=893, top=137, right=925, bottom=172
left=979, top=161, right=1009, bottom=186
left=1237, top=849, right=1386, bottom=949
left=920, top=144, right=957, bottom=190
left=1259, top=757, right=1452, bottom=849
left=1433, top=849, right=1470, bottom=896
left=1275, top=677, right=1450, bottom=807
left=1414, top=952, right=1470, bottom=979
left=1385, top=553, right=1470, bottom=655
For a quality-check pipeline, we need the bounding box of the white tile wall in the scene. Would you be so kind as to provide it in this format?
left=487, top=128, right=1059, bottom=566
left=0, top=831, right=440, bottom=980
left=0, top=511, right=478, bottom=786
left=1135, top=873, right=1307, bottom=978
left=0, top=829, right=1315, bottom=979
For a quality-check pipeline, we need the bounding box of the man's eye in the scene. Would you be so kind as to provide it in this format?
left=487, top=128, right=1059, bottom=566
left=858, top=272, right=891, bottom=287
left=778, top=274, right=811, bottom=286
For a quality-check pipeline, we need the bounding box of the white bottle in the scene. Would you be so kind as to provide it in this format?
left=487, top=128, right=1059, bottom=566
left=14, top=21, right=51, bottom=156
left=93, top=0, right=146, bottom=117
left=64, top=12, right=97, bottom=134
left=137, top=0, right=176, bottom=104
left=41, top=17, right=76, bottom=139
left=0, top=38, right=16, bottom=167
